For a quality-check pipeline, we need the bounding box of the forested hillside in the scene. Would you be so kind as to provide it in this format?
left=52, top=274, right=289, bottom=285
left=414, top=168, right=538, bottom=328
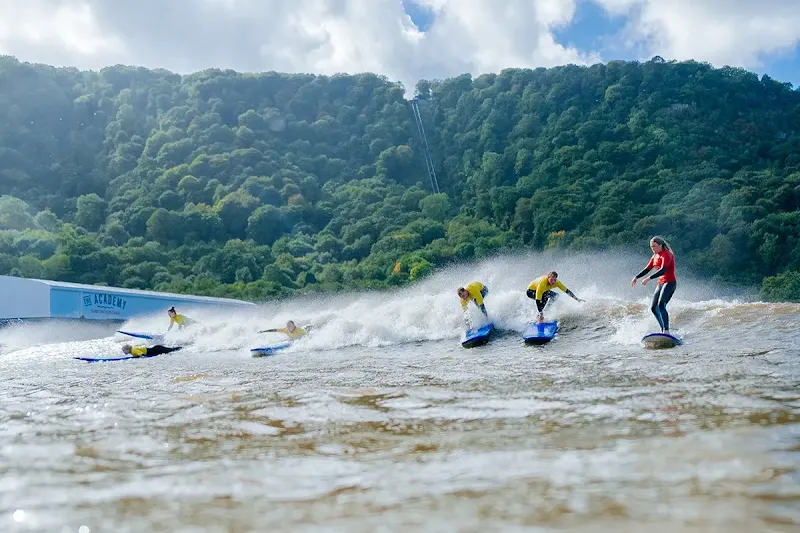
left=1, top=55, right=799, bottom=301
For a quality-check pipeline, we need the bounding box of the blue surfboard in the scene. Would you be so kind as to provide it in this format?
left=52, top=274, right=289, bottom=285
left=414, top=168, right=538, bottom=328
left=117, top=330, right=157, bottom=340
left=461, top=322, right=494, bottom=348
left=75, top=353, right=164, bottom=362
left=642, top=332, right=682, bottom=349
left=75, top=346, right=182, bottom=362
left=523, top=321, right=558, bottom=345
left=251, top=341, right=293, bottom=357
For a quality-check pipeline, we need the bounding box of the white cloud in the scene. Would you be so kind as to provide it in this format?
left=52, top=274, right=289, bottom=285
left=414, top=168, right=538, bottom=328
left=591, top=0, right=800, bottom=68
left=1, top=0, right=797, bottom=93
left=0, top=1, right=125, bottom=63
left=0, top=0, right=593, bottom=93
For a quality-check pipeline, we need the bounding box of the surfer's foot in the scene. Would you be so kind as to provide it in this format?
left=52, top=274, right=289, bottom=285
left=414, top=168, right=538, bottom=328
left=663, top=330, right=670, bottom=335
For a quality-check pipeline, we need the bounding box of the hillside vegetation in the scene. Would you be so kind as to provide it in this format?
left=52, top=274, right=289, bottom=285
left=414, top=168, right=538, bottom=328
left=0, top=55, right=799, bottom=301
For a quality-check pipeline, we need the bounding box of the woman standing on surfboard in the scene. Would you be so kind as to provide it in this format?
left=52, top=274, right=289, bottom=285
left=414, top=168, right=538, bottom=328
left=631, top=236, right=677, bottom=334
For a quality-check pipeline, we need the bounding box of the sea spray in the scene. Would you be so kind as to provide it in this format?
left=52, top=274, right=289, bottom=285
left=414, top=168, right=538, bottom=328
left=0, top=249, right=763, bottom=356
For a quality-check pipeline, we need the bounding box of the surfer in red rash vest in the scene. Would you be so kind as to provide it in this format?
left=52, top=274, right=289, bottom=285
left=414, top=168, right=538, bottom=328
left=631, top=236, right=677, bottom=334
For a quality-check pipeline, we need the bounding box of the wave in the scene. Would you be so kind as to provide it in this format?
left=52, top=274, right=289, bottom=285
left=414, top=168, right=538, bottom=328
left=2, top=250, right=797, bottom=358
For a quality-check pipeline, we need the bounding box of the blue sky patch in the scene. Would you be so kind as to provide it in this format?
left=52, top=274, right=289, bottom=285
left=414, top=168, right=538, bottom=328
left=758, top=47, right=800, bottom=89
left=553, top=0, right=627, bottom=58
left=402, top=0, right=434, bottom=32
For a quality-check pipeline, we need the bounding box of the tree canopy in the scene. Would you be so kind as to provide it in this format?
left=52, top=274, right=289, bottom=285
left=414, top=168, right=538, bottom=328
left=0, top=55, right=798, bottom=301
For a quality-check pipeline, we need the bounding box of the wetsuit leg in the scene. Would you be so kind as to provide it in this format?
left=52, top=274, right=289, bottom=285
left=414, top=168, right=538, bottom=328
left=656, top=282, right=677, bottom=331
left=541, top=290, right=557, bottom=311
left=477, top=286, right=490, bottom=316
left=526, top=289, right=545, bottom=312
left=147, top=345, right=183, bottom=356
left=650, top=286, right=666, bottom=331
left=527, top=290, right=556, bottom=312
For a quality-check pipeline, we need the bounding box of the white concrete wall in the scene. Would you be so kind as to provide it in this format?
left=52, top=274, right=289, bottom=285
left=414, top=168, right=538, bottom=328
left=0, top=276, right=52, bottom=319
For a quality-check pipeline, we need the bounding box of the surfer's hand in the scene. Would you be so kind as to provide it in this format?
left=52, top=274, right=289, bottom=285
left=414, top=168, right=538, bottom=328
left=630, top=278, right=637, bottom=287
left=641, top=278, right=649, bottom=286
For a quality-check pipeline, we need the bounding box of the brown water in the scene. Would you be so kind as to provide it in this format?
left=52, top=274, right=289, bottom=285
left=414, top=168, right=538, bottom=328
left=1, top=259, right=799, bottom=532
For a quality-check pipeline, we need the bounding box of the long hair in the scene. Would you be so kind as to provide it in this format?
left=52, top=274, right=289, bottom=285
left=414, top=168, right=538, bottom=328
left=651, top=236, right=671, bottom=252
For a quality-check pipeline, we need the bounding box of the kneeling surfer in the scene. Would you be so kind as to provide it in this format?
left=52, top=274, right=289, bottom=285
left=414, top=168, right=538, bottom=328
left=121, top=344, right=183, bottom=357
left=526, top=271, right=584, bottom=322
left=167, top=307, right=197, bottom=331
left=259, top=320, right=308, bottom=340
left=457, top=281, right=489, bottom=329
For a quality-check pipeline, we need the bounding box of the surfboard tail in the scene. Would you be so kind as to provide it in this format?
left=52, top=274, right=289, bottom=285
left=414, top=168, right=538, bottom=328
left=461, top=322, right=495, bottom=348
left=522, top=321, right=558, bottom=345
left=641, top=333, right=682, bottom=349
left=250, top=341, right=293, bottom=357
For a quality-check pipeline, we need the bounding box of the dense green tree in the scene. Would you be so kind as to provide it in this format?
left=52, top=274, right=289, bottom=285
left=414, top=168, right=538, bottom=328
left=0, top=55, right=798, bottom=301
left=0, top=196, right=35, bottom=231
left=74, top=193, right=108, bottom=231
left=246, top=205, right=285, bottom=246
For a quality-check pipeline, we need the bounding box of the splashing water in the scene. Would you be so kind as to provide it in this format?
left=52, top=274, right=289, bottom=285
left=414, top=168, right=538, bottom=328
left=0, top=250, right=771, bottom=359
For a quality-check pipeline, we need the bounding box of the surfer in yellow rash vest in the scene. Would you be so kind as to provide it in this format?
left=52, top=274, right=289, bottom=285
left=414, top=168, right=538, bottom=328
left=259, top=320, right=308, bottom=339
left=526, top=271, right=584, bottom=322
left=167, top=307, right=196, bottom=331
left=121, top=344, right=183, bottom=357
left=457, top=281, right=489, bottom=328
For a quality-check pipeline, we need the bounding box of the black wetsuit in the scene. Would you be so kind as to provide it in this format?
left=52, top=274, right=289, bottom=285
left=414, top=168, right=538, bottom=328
left=526, top=289, right=559, bottom=312
left=145, top=345, right=182, bottom=356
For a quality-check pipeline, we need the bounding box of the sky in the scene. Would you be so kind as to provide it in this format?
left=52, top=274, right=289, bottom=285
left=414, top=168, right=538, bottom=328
left=0, top=0, right=798, bottom=94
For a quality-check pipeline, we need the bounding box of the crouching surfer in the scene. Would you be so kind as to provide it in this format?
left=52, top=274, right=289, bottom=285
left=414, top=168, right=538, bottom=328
left=457, top=281, right=489, bottom=328
left=259, top=320, right=308, bottom=340
left=167, top=307, right=197, bottom=331
left=121, top=344, right=183, bottom=357
left=526, top=271, right=584, bottom=322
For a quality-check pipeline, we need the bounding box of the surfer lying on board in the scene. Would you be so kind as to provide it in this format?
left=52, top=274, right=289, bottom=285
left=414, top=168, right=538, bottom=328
left=167, top=307, right=196, bottom=331
left=259, top=320, right=308, bottom=340
left=121, top=344, right=183, bottom=357
left=631, top=236, right=677, bottom=335
left=457, top=281, right=489, bottom=328
left=526, top=272, right=584, bottom=323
